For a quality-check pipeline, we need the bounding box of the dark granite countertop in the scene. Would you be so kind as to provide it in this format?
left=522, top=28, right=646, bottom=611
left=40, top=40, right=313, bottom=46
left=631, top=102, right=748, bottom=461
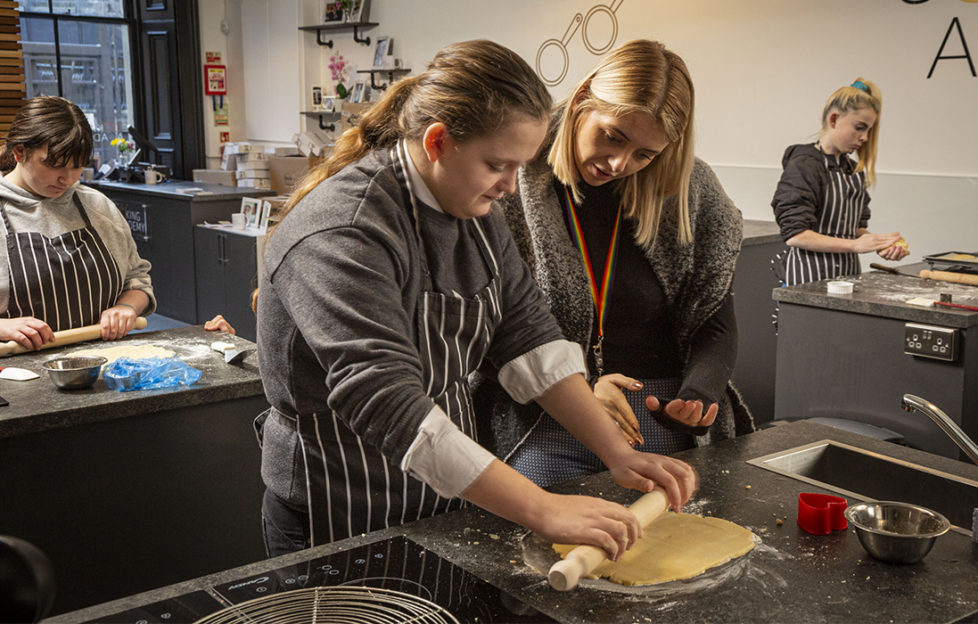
left=0, top=326, right=262, bottom=439
left=85, top=179, right=275, bottom=201
left=742, top=219, right=781, bottom=247
left=772, top=263, right=978, bottom=328
left=47, top=421, right=978, bottom=624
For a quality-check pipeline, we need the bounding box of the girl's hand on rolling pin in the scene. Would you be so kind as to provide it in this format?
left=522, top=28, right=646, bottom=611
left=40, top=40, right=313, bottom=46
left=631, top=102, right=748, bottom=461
left=852, top=231, right=900, bottom=254
left=100, top=304, right=139, bottom=341
left=657, top=397, right=719, bottom=429
left=530, top=492, right=641, bottom=561
left=594, top=374, right=644, bottom=446
left=0, top=317, right=54, bottom=350
left=606, top=451, right=698, bottom=512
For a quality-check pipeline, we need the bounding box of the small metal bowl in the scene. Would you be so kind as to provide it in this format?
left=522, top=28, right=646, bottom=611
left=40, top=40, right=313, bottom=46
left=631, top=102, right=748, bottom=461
left=41, top=356, right=108, bottom=390
left=845, top=501, right=950, bottom=564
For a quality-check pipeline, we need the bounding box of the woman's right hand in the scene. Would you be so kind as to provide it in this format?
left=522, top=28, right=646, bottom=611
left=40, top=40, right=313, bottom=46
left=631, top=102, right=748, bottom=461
left=852, top=231, right=900, bottom=254
left=0, top=316, right=55, bottom=351
left=527, top=491, right=642, bottom=561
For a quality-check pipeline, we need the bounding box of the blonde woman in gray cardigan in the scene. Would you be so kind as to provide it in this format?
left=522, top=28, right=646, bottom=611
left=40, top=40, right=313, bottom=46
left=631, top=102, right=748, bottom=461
left=474, top=40, right=754, bottom=487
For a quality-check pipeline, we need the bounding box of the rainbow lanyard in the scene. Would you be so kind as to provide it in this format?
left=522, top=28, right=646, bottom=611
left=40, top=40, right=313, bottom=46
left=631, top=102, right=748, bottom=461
left=564, top=187, right=622, bottom=375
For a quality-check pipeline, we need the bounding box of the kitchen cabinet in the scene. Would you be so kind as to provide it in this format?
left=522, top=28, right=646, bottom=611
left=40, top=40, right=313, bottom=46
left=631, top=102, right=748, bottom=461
left=0, top=326, right=267, bottom=617
left=732, top=220, right=783, bottom=424
left=773, top=264, right=978, bottom=460
left=47, top=420, right=978, bottom=623
left=194, top=225, right=262, bottom=341
left=88, top=180, right=274, bottom=324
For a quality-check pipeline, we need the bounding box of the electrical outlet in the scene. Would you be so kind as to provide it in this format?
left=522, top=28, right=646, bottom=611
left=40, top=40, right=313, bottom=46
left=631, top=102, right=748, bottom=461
left=904, top=322, right=958, bottom=362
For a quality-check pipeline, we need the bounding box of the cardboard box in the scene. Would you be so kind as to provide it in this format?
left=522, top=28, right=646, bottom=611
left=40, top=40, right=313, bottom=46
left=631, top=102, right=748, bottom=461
left=236, top=159, right=270, bottom=171
left=269, top=155, right=319, bottom=195
left=235, top=169, right=271, bottom=180
left=193, top=169, right=237, bottom=186
left=341, top=102, right=373, bottom=132
left=238, top=178, right=271, bottom=190
left=272, top=146, right=301, bottom=157
left=224, top=142, right=252, bottom=154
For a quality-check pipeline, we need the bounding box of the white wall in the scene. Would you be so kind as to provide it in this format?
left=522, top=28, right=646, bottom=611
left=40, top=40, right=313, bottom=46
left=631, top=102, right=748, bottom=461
left=201, top=0, right=978, bottom=256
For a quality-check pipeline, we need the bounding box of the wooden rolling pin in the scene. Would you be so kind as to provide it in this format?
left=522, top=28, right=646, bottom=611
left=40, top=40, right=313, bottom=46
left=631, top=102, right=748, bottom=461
left=548, top=489, right=669, bottom=591
left=0, top=317, right=148, bottom=357
left=920, top=270, right=978, bottom=286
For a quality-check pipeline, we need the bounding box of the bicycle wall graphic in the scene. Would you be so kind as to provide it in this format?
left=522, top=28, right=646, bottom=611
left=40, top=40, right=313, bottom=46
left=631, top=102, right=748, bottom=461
left=535, top=0, right=624, bottom=87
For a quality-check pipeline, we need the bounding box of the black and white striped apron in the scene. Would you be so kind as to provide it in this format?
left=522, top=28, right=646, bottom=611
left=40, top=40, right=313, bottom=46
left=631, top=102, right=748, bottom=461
left=1, top=192, right=122, bottom=330
left=292, top=142, right=503, bottom=546
left=782, top=150, right=868, bottom=286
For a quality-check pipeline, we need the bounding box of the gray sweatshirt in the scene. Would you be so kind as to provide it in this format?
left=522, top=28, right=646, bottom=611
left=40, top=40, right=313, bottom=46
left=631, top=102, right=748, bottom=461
left=0, top=176, right=155, bottom=315
left=257, top=148, right=568, bottom=479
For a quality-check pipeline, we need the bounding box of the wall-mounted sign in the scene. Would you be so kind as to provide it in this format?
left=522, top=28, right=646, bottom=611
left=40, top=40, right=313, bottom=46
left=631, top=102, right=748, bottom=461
left=535, top=0, right=623, bottom=87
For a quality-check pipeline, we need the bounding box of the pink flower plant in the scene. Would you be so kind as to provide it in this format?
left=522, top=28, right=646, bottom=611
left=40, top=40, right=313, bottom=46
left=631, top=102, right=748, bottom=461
left=329, top=53, right=350, bottom=99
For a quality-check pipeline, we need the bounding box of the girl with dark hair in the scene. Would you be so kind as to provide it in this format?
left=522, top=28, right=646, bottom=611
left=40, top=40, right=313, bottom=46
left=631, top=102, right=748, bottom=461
left=0, top=95, right=154, bottom=349
left=255, top=40, right=697, bottom=557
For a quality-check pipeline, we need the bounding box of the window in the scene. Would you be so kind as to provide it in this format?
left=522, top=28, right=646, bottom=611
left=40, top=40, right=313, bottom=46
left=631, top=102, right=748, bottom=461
left=18, top=1, right=133, bottom=168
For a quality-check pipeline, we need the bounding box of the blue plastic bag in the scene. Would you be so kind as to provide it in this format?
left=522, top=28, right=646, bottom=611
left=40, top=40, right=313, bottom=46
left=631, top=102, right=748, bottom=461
left=103, top=356, right=202, bottom=392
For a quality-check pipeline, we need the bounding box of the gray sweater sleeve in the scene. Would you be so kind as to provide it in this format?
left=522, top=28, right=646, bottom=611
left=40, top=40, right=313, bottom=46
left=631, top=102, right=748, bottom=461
left=265, top=215, right=437, bottom=463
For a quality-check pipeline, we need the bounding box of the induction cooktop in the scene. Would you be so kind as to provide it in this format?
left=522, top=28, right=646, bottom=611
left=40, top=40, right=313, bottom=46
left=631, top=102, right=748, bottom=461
left=90, top=535, right=552, bottom=623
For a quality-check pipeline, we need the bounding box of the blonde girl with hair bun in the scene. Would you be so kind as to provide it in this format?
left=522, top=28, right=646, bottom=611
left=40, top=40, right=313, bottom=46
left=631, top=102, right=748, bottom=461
left=255, top=39, right=697, bottom=559
left=475, top=40, right=753, bottom=489
left=772, top=78, right=908, bottom=287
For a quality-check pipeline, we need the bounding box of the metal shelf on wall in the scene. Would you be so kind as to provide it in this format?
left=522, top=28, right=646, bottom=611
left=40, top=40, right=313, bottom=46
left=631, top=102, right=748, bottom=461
left=298, top=22, right=378, bottom=48
left=355, top=68, right=411, bottom=91
left=300, top=110, right=340, bottom=131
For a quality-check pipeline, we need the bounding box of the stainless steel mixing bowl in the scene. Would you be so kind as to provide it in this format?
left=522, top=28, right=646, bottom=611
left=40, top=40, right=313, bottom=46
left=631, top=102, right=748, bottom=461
left=41, top=356, right=108, bottom=390
left=845, top=501, right=950, bottom=564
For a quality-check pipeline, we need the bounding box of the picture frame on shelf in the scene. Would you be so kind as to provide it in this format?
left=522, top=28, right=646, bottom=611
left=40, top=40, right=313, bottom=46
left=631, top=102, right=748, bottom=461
left=373, top=36, right=392, bottom=68
left=324, top=1, right=343, bottom=22
left=241, top=197, right=262, bottom=229
left=345, top=0, right=369, bottom=23
left=257, top=201, right=272, bottom=233
left=350, top=80, right=370, bottom=103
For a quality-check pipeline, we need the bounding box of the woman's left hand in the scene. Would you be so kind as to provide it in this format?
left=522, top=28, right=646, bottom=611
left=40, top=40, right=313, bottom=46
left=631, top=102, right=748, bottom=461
left=594, top=374, right=645, bottom=447
left=653, top=397, right=719, bottom=429
left=878, top=242, right=910, bottom=262
left=100, top=305, right=139, bottom=340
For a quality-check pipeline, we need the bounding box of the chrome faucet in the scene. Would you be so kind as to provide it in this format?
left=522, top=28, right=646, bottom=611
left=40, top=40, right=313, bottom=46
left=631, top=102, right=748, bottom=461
left=902, top=394, right=978, bottom=465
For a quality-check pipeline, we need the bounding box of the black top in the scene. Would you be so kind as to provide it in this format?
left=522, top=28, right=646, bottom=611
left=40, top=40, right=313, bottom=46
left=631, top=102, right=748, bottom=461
left=557, top=178, right=735, bottom=406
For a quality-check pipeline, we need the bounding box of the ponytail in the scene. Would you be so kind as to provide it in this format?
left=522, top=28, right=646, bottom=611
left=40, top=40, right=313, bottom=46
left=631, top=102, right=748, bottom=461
left=252, top=39, right=551, bottom=312
left=821, top=77, right=882, bottom=185
left=282, top=75, right=421, bottom=215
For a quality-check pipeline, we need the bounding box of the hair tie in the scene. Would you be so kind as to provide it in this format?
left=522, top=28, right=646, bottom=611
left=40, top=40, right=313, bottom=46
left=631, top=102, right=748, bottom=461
left=850, top=80, right=869, bottom=93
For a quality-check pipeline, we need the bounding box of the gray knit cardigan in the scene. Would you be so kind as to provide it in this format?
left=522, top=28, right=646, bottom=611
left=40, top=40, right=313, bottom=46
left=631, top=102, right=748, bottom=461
left=473, top=153, right=755, bottom=460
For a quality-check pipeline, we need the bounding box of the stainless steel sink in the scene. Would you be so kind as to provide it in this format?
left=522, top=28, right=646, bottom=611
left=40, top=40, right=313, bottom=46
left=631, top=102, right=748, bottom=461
left=747, top=439, right=978, bottom=536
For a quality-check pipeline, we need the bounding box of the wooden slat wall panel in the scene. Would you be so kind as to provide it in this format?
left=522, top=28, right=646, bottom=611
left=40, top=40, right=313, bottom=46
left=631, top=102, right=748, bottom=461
left=0, top=1, right=24, bottom=139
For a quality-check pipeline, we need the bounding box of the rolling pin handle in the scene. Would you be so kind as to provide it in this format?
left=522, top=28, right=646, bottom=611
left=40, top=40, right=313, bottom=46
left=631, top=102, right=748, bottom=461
left=548, top=559, right=580, bottom=592
left=546, top=489, right=670, bottom=591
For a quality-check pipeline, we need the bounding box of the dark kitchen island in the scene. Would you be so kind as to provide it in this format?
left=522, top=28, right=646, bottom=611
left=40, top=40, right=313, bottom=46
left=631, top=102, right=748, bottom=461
left=0, top=326, right=268, bottom=616
left=45, top=420, right=978, bottom=623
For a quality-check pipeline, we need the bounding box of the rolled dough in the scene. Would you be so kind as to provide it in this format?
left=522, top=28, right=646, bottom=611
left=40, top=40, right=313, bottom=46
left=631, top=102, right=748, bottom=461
left=553, top=512, right=755, bottom=586
left=68, top=344, right=175, bottom=364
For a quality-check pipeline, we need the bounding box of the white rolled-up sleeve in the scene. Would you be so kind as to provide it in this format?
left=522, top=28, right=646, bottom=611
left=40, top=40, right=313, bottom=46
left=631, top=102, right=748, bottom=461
left=497, top=339, right=586, bottom=404
left=400, top=406, right=496, bottom=498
